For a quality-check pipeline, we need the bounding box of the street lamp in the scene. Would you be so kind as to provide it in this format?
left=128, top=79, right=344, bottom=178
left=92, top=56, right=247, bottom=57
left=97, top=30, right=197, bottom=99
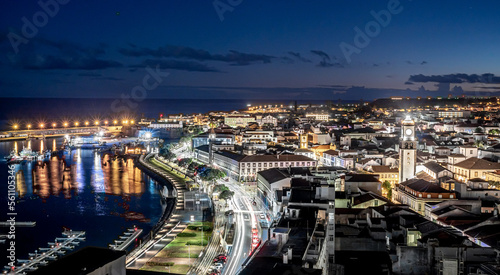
left=186, top=243, right=190, bottom=259
left=39, top=123, right=44, bottom=129
left=13, top=124, right=18, bottom=130
left=52, top=123, right=56, bottom=128
left=113, top=120, right=118, bottom=125
left=27, top=124, right=31, bottom=130
left=85, top=121, right=89, bottom=126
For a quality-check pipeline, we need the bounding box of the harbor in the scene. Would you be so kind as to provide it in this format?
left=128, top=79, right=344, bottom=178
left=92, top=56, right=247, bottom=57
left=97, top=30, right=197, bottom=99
left=3, top=230, right=85, bottom=274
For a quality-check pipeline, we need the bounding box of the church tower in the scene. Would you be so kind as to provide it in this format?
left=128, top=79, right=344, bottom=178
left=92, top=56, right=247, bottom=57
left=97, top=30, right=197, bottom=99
left=399, top=116, right=417, bottom=183
left=300, top=134, right=308, bottom=149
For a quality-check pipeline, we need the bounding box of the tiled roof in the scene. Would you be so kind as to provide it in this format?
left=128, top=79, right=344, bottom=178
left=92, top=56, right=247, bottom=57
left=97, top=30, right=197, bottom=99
left=371, top=165, right=398, bottom=173
left=454, top=157, right=500, bottom=170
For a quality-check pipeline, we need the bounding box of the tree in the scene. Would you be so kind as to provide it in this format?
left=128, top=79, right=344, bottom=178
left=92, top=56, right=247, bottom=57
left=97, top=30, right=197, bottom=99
left=382, top=180, right=392, bottom=200
left=159, top=144, right=176, bottom=161
left=475, top=127, right=484, bottom=134
left=488, top=180, right=500, bottom=189
left=178, top=158, right=193, bottom=168
left=219, top=190, right=235, bottom=201
left=473, top=141, right=485, bottom=149
left=213, top=184, right=229, bottom=193
left=489, top=129, right=500, bottom=135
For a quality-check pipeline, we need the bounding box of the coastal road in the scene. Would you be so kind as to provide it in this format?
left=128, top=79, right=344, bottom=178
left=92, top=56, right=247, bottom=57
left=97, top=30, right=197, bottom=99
left=223, top=180, right=262, bottom=275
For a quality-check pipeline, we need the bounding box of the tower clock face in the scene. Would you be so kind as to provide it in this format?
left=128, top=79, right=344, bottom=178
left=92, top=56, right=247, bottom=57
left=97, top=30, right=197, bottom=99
left=405, top=128, right=413, bottom=136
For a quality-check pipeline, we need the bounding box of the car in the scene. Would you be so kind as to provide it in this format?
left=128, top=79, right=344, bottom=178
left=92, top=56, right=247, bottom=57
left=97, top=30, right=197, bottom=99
left=210, top=264, right=223, bottom=270
left=213, top=257, right=226, bottom=263
left=259, top=213, right=265, bottom=220
left=216, top=253, right=226, bottom=258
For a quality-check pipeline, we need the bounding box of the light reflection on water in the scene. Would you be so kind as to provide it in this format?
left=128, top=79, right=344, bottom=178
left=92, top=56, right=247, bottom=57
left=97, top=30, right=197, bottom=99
left=0, top=136, right=164, bottom=269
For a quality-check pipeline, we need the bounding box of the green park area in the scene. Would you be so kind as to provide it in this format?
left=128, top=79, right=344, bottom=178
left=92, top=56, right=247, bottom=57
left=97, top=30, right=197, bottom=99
left=141, top=222, right=213, bottom=274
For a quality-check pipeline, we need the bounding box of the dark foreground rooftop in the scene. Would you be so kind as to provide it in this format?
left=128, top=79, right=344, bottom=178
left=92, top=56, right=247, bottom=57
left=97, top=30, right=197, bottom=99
left=30, top=246, right=126, bottom=275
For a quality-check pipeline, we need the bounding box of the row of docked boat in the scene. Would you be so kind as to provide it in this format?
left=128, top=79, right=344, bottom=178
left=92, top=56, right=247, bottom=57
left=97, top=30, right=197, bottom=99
left=4, top=148, right=51, bottom=164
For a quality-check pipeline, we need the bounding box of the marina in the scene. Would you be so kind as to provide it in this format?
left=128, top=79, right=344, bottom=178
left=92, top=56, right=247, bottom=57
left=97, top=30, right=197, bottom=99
left=3, top=230, right=85, bottom=274
left=109, top=226, right=144, bottom=251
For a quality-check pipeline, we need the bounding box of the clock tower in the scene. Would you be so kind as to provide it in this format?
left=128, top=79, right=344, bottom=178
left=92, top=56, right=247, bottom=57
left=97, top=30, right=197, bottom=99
left=399, top=116, right=417, bottom=183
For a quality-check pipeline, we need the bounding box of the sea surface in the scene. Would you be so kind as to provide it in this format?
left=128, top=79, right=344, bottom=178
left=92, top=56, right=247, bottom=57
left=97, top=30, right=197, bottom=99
left=0, top=138, right=165, bottom=268
left=0, top=98, right=342, bottom=131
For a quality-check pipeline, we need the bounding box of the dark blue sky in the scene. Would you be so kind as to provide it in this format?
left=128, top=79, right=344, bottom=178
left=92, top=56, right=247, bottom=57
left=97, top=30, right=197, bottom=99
left=1, top=0, right=500, bottom=100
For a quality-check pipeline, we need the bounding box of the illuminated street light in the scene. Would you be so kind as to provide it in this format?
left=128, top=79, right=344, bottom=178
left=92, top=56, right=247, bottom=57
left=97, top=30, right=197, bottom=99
left=40, top=123, right=44, bottom=129
left=113, top=120, right=118, bottom=125
left=85, top=121, right=89, bottom=126
left=27, top=124, right=31, bottom=130
left=75, top=122, right=79, bottom=127
left=104, top=120, right=108, bottom=125
left=95, top=121, right=99, bottom=125
left=63, top=122, right=68, bottom=127
left=52, top=123, right=56, bottom=128
left=131, top=120, right=135, bottom=124
left=13, top=124, right=18, bottom=130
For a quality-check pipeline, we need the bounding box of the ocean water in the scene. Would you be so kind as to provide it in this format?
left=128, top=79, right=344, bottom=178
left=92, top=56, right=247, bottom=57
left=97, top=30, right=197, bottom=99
left=0, top=138, right=165, bottom=268
left=0, top=98, right=336, bottom=130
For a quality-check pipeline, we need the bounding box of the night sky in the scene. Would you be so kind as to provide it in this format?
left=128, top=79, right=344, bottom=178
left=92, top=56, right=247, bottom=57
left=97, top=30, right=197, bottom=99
left=1, top=0, right=500, bottom=100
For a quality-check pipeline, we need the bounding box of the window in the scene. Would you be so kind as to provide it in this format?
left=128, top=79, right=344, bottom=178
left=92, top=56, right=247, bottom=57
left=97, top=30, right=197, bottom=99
left=427, top=194, right=431, bottom=198
left=475, top=172, right=478, bottom=177
left=450, top=195, right=453, bottom=198
left=438, top=195, right=442, bottom=198
left=419, top=194, right=422, bottom=197
left=264, top=163, right=267, bottom=167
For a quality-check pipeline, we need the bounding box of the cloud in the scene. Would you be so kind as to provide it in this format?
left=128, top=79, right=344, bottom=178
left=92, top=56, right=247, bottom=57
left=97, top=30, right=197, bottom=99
left=451, top=85, right=463, bottom=93
left=23, top=55, right=122, bottom=70
left=131, top=59, right=220, bottom=72
left=373, top=63, right=379, bottom=67
left=287, top=52, right=311, bottom=63
left=310, top=50, right=343, bottom=68
left=1, top=37, right=121, bottom=70
left=474, top=86, right=500, bottom=89
left=435, top=83, right=450, bottom=93
left=409, top=73, right=500, bottom=84
left=420, top=61, right=428, bottom=65
left=404, top=81, right=414, bottom=85
left=78, top=72, right=102, bottom=77
left=406, top=60, right=413, bottom=64
left=91, top=76, right=123, bottom=81
left=280, top=56, right=294, bottom=64
left=119, top=45, right=274, bottom=66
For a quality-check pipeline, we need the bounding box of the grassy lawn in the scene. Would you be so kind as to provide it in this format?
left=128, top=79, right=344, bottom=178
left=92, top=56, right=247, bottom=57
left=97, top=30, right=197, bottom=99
left=141, top=264, right=190, bottom=274
left=141, top=222, right=213, bottom=274
left=150, top=158, right=192, bottom=183
left=157, top=222, right=213, bottom=258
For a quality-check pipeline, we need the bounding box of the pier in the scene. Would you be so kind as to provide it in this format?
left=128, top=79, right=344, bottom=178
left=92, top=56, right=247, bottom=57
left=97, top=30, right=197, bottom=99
left=0, top=221, right=36, bottom=228
left=109, top=227, right=143, bottom=251
left=3, top=230, right=85, bottom=274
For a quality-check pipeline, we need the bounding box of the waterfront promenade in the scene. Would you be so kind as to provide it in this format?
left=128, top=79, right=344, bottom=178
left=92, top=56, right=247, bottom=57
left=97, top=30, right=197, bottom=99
left=127, top=153, right=223, bottom=274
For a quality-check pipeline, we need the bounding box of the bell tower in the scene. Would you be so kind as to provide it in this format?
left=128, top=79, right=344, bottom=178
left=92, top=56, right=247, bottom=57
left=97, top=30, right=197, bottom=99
left=399, top=116, right=416, bottom=183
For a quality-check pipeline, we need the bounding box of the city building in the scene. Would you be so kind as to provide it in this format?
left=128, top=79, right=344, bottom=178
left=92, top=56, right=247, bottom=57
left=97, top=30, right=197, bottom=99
left=399, top=116, right=417, bottom=183
left=393, top=179, right=456, bottom=215
left=224, top=115, right=256, bottom=128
